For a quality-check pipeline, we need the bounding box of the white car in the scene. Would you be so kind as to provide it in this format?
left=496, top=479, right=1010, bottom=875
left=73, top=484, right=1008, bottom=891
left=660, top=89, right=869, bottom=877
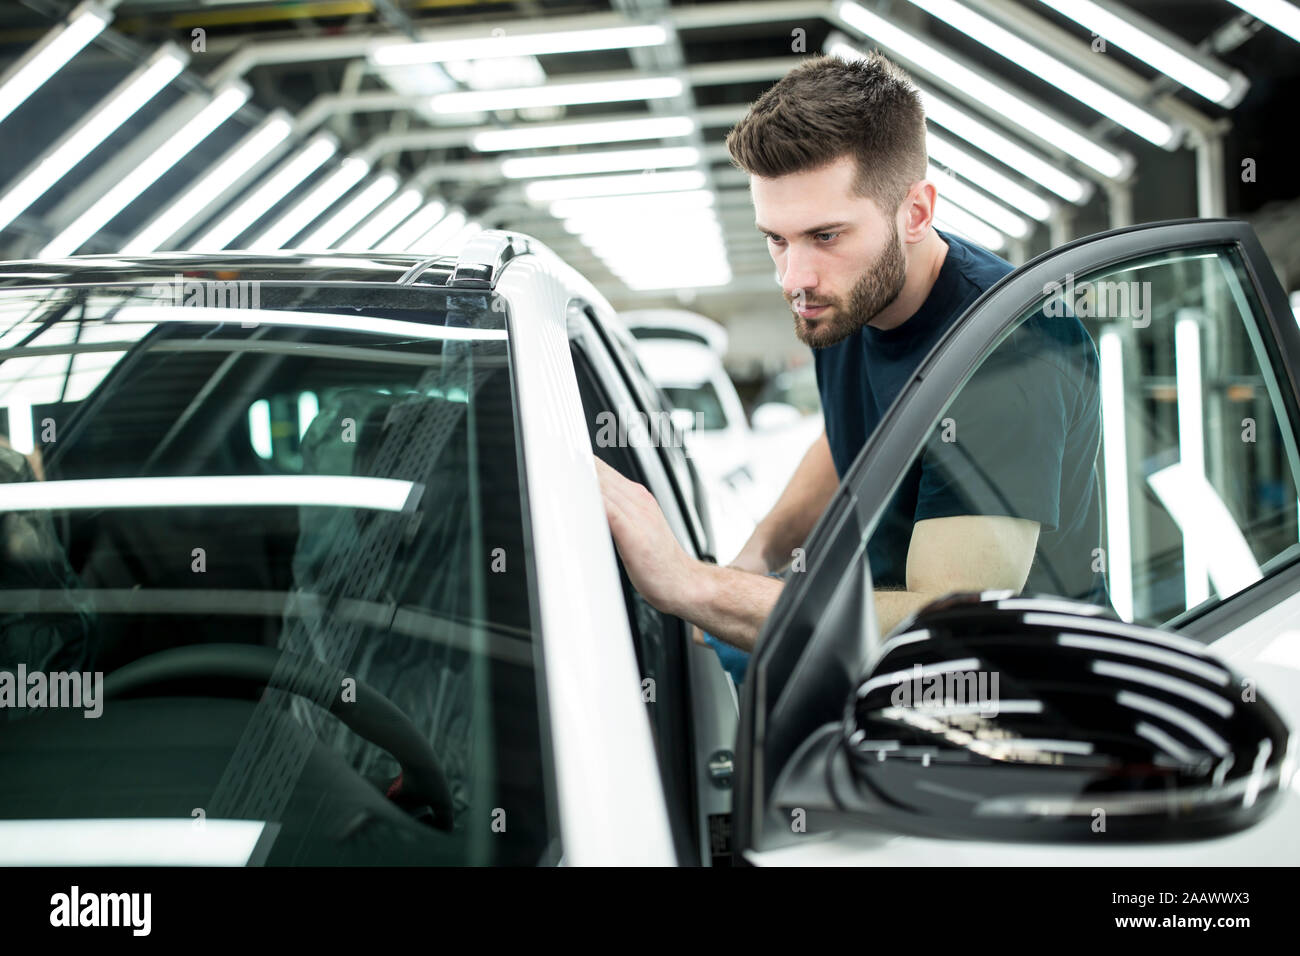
left=623, top=309, right=821, bottom=551
left=0, top=222, right=1295, bottom=866
left=628, top=335, right=758, bottom=561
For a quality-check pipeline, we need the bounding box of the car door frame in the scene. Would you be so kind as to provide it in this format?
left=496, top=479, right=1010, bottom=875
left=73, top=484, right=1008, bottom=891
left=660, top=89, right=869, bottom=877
left=568, top=297, right=742, bottom=866
left=734, top=217, right=1300, bottom=861
left=493, top=254, right=677, bottom=865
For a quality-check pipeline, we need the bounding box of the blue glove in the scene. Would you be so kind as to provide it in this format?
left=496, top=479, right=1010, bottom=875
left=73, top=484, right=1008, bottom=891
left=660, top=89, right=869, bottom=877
left=702, top=631, right=750, bottom=686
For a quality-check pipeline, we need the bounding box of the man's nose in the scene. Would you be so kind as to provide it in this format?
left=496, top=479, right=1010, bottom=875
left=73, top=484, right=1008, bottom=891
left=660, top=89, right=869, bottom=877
left=780, top=246, right=818, bottom=300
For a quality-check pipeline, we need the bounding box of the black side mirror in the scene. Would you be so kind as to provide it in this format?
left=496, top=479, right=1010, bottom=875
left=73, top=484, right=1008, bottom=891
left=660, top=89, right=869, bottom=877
left=772, top=592, right=1294, bottom=842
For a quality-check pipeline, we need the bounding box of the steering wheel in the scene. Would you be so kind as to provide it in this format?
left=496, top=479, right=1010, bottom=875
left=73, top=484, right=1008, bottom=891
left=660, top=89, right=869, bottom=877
left=102, top=643, right=454, bottom=831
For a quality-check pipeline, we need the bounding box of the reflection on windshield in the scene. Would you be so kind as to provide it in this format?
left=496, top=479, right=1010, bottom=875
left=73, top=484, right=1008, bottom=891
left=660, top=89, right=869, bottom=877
left=0, top=282, right=556, bottom=866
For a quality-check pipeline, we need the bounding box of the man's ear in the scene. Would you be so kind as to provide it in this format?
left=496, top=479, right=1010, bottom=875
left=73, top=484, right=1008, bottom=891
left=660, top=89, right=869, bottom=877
left=899, top=179, right=937, bottom=244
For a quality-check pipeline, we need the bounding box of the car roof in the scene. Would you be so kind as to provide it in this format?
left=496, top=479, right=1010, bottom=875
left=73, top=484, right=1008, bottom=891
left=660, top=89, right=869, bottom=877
left=0, top=231, right=540, bottom=291
left=0, top=251, right=463, bottom=289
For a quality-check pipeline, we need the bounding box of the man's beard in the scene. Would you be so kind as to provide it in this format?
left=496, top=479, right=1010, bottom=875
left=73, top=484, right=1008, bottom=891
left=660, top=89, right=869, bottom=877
left=790, top=225, right=907, bottom=349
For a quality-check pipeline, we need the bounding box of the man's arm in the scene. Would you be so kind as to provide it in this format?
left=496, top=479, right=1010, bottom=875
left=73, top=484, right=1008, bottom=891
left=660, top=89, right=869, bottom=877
left=598, top=457, right=1040, bottom=653
left=730, top=428, right=838, bottom=573
left=871, top=514, right=1040, bottom=635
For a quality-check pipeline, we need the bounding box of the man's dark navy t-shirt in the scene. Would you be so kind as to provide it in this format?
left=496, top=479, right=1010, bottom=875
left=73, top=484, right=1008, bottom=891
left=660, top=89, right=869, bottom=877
left=812, top=230, right=1109, bottom=606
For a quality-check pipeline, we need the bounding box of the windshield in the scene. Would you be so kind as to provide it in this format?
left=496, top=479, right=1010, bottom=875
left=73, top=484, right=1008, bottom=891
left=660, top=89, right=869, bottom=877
left=0, top=279, right=557, bottom=866
left=663, top=382, right=727, bottom=431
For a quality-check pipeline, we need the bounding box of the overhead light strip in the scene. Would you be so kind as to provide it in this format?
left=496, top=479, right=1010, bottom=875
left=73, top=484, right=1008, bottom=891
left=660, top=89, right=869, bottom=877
left=832, top=2, right=1129, bottom=178
left=371, top=24, right=668, bottom=66
left=0, top=1, right=111, bottom=129
left=246, top=155, right=370, bottom=251
left=189, top=135, right=337, bottom=251
left=473, top=115, right=694, bottom=151
left=0, top=45, right=187, bottom=234
left=432, top=76, right=682, bottom=114
left=306, top=173, right=400, bottom=249
left=337, top=186, right=422, bottom=251
left=121, top=112, right=292, bottom=254
left=830, top=39, right=1092, bottom=202
left=43, top=83, right=251, bottom=257
left=1036, top=0, right=1244, bottom=105
left=901, top=0, right=1177, bottom=147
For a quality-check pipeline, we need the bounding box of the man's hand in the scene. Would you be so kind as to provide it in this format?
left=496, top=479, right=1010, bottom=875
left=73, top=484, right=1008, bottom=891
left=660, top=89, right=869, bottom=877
left=595, top=457, right=701, bottom=617
left=595, top=456, right=787, bottom=653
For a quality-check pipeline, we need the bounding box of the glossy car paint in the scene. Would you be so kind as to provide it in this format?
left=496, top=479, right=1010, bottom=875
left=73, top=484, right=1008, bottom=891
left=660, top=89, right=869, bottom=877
left=493, top=249, right=676, bottom=865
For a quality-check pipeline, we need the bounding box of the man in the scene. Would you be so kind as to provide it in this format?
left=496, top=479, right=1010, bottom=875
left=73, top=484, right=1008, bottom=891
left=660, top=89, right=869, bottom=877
left=598, top=53, right=1105, bottom=667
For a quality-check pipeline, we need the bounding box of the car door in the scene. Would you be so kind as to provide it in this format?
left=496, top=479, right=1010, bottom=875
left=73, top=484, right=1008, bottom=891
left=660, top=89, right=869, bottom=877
left=567, top=298, right=741, bottom=866
left=734, top=218, right=1300, bottom=864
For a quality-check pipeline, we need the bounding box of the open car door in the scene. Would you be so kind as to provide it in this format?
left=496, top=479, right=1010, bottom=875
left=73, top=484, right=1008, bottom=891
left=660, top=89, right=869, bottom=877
left=735, top=218, right=1300, bottom=865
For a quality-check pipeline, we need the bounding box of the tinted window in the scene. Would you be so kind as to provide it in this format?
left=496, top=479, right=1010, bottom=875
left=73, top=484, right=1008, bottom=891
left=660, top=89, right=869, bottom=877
left=0, top=282, right=557, bottom=865
left=664, top=382, right=727, bottom=431
left=869, top=244, right=1300, bottom=630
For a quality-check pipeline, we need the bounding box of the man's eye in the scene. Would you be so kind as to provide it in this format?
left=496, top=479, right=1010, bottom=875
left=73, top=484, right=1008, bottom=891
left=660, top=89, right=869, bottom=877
left=766, top=234, right=785, bottom=244
left=815, top=232, right=838, bottom=242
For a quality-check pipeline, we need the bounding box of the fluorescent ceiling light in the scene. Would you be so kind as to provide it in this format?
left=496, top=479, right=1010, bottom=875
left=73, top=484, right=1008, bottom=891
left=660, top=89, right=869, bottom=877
left=933, top=206, right=1005, bottom=250
left=335, top=178, right=416, bottom=248
left=302, top=172, right=399, bottom=249
left=432, top=76, right=682, bottom=113
left=618, top=268, right=731, bottom=291
left=247, top=155, right=371, bottom=251
left=831, top=4, right=1129, bottom=178
left=502, top=146, right=699, bottom=179
left=928, top=132, right=1052, bottom=221
left=830, top=39, right=1091, bottom=202
left=1227, top=0, right=1300, bottom=44
left=0, top=46, right=186, bottom=234
left=42, top=84, right=250, bottom=257
left=371, top=24, right=667, bottom=66
left=379, top=200, right=447, bottom=250
left=550, top=188, right=714, bottom=220
left=407, top=210, right=466, bottom=253
left=1036, top=0, right=1243, bottom=105
left=337, top=186, right=422, bottom=250
left=442, top=54, right=544, bottom=93
left=0, top=475, right=420, bottom=513
left=121, top=112, right=292, bottom=254
left=190, top=135, right=337, bottom=250
left=929, top=165, right=1030, bottom=238
left=919, top=87, right=1092, bottom=203
left=526, top=170, right=705, bottom=201
left=574, top=219, right=724, bottom=244
left=901, top=0, right=1177, bottom=147
left=0, top=2, right=111, bottom=129
left=473, top=115, right=694, bottom=151
left=108, top=304, right=505, bottom=341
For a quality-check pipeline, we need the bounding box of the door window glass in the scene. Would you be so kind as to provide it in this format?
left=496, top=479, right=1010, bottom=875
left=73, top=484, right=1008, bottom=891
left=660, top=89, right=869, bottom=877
left=871, top=244, right=1300, bottom=627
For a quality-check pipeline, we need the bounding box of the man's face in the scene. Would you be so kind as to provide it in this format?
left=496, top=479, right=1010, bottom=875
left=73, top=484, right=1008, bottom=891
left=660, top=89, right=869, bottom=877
left=752, top=155, right=908, bottom=349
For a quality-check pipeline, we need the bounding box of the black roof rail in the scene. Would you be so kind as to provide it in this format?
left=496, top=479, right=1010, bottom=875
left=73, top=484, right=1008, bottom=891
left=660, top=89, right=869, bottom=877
left=447, top=230, right=531, bottom=288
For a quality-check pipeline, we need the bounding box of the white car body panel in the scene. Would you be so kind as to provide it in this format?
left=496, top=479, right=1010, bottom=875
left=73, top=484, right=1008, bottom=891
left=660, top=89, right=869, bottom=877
left=621, top=308, right=729, bottom=355
left=495, top=253, right=676, bottom=865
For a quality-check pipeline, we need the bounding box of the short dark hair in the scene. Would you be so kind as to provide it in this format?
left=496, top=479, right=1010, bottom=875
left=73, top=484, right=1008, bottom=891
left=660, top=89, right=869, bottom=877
left=725, top=53, right=927, bottom=213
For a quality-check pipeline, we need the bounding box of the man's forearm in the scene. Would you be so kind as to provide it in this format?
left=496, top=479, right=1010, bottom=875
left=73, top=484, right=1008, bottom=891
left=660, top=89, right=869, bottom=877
left=872, top=589, right=943, bottom=638
left=672, top=562, right=943, bottom=655
left=673, top=563, right=783, bottom=653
